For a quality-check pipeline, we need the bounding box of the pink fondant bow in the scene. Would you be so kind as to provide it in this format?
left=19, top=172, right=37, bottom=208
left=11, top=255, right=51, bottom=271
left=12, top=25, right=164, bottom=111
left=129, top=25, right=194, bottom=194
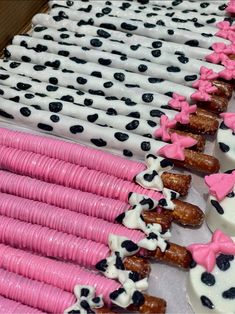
left=205, top=171, right=235, bottom=201
left=199, top=66, right=219, bottom=81
left=168, top=93, right=187, bottom=110
left=226, top=0, right=235, bottom=13
left=158, top=133, right=197, bottom=161
left=154, top=115, right=177, bottom=141
left=175, top=102, right=197, bottom=124
left=220, top=112, right=235, bottom=133
left=187, top=230, right=235, bottom=272
left=206, top=43, right=231, bottom=64
left=216, top=21, right=235, bottom=42
left=191, top=81, right=217, bottom=102
left=220, top=58, right=235, bottom=80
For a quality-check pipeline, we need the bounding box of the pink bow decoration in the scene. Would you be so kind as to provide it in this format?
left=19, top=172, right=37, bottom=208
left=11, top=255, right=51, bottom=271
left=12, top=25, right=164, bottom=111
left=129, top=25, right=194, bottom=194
left=206, top=43, right=231, bottom=64
left=154, top=115, right=177, bottom=141
left=191, top=81, right=217, bottom=102
left=216, top=21, right=235, bottom=41
left=158, top=133, right=197, bottom=161
left=175, top=102, right=197, bottom=124
left=219, top=58, right=235, bottom=80
left=199, top=66, right=219, bottom=81
left=205, top=171, right=235, bottom=201
left=226, top=0, right=235, bottom=13
left=187, top=230, right=235, bottom=272
left=168, top=93, right=187, bottom=110
left=220, top=112, right=235, bottom=133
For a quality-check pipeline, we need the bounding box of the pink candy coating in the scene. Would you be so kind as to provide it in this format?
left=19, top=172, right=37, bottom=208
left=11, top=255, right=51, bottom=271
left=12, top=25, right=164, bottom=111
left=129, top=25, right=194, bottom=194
left=0, top=244, right=120, bottom=305
left=0, top=215, right=109, bottom=267
left=0, top=192, right=144, bottom=245
left=0, top=146, right=164, bottom=202
left=205, top=171, right=235, bottom=201
left=0, top=127, right=145, bottom=181
left=0, top=295, right=43, bottom=314
left=0, top=170, right=129, bottom=222
left=0, top=268, right=75, bottom=313
left=226, top=0, right=235, bottom=13
left=154, top=116, right=176, bottom=141
left=220, top=112, right=235, bottom=133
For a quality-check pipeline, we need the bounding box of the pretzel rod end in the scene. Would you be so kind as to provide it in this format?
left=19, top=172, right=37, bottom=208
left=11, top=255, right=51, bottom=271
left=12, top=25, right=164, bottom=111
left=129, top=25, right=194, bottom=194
left=161, top=172, right=191, bottom=196
left=169, top=130, right=205, bottom=152
left=128, top=294, right=167, bottom=314
left=197, top=95, right=228, bottom=115
left=124, top=255, right=151, bottom=279
left=180, top=112, right=219, bottom=135
left=141, top=211, right=173, bottom=232
left=212, top=79, right=234, bottom=99
left=96, top=307, right=116, bottom=314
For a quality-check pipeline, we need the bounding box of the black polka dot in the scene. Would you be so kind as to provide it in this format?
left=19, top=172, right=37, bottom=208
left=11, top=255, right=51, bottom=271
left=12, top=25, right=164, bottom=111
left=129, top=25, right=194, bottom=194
left=138, top=64, right=148, bottom=72
left=106, top=108, right=117, bottom=115
left=185, top=40, right=199, bottom=47
left=151, top=50, right=161, bottom=57
left=142, top=93, right=153, bottom=103
left=200, top=2, right=209, bottom=8
left=91, top=71, right=102, bottom=78
left=9, top=96, right=20, bottom=103
left=90, top=138, right=107, bottom=147
left=130, top=44, right=140, bottom=51
left=102, top=7, right=112, bottom=14
left=84, top=99, right=93, bottom=106
left=121, top=22, right=138, bottom=31
left=227, top=191, right=235, bottom=198
left=45, top=60, right=61, bottom=68
left=61, top=95, right=74, bottom=102
left=46, top=85, right=58, bottom=92
left=148, top=78, right=164, bottom=83
left=219, top=4, right=227, bottom=10
left=200, top=296, right=214, bottom=309
left=58, top=50, right=70, bottom=57
left=114, top=132, right=129, bottom=141
left=152, top=41, right=162, bottom=48
left=21, top=56, right=31, bottom=62
left=178, top=55, right=189, bottom=64
left=211, top=199, right=224, bottom=215
left=49, top=77, right=58, bottom=85
left=201, top=272, right=215, bottom=286
left=70, top=57, right=87, bottom=64
left=156, top=20, right=165, bottom=26
left=98, top=58, right=112, bottom=66
left=33, top=65, right=46, bottom=71
left=114, top=72, right=125, bottom=82
left=0, top=89, right=3, bottom=95
left=151, top=110, right=165, bottom=117
left=50, top=114, right=60, bottom=122
left=16, top=83, right=32, bottom=90
left=216, top=254, right=234, bottom=271
left=123, top=149, right=133, bottom=157
left=206, top=18, right=216, bottom=24
left=168, top=29, right=174, bottom=35
left=222, top=287, right=235, bottom=299
left=49, top=102, right=63, bottom=113
left=127, top=112, right=140, bottom=118
left=4, top=49, right=11, bottom=58
left=31, top=105, right=41, bottom=110
left=167, top=66, right=181, bottom=72
left=20, top=107, right=31, bottom=117
left=97, top=29, right=111, bottom=38
left=70, top=125, right=84, bottom=134
left=219, top=142, right=230, bottom=153
left=147, top=120, right=157, bottom=127
left=100, top=23, right=116, bottom=30
left=185, top=75, right=197, bottom=82
left=88, top=89, right=105, bottom=96
left=125, top=120, right=139, bottom=130
left=34, top=26, right=47, bottom=32
left=60, top=33, right=69, bottom=39
left=172, top=0, right=183, bottom=5
left=77, top=77, right=87, bottom=85
left=87, top=113, right=98, bottom=122
left=37, top=123, right=53, bottom=131
left=10, top=62, right=20, bottom=69
left=0, top=74, right=10, bottom=80
left=103, top=81, right=113, bottom=88
left=90, top=38, right=103, bottom=47
left=141, top=141, right=151, bottom=151
left=35, top=44, right=48, bottom=52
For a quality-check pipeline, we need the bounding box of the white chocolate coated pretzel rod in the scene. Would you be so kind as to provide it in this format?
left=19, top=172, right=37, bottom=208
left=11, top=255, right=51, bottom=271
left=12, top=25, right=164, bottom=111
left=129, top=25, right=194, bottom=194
left=5, top=44, right=195, bottom=100
left=30, top=17, right=225, bottom=74
left=13, top=35, right=200, bottom=87
left=48, top=7, right=230, bottom=49
left=0, top=69, right=179, bottom=122
left=0, top=59, right=175, bottom=107
left=49, top=0, right=222, bottom=36
left=52, top=0, right=230, bottom=27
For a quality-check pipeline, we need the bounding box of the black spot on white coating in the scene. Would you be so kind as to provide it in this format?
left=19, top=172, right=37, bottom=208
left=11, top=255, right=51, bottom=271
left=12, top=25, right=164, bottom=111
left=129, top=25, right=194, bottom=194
left=0, top=109, right=14, bottom=119
left=125, top=120, right=139, bottom=130
left=121, top=22, right=138, bottom=31
left=142, top=93, right=153, bottom=103
left=37, top=123, right=53, bottom=131
left=219, top=142, right=230, bottom=153
left=50, top=114, right=60, bottom=122
left=87, top=114, right=98, bottom=122
left=141, top=141, right=151, bottom=151
left=222, top=287, right=235, bottom=299
left=114, top=132, right=129, bottom=142
left=49, top=102, right=63, bottom=113
left=216, top=254, right=234, bottom=271
left=200, top=296, right=214, bottom=309
left=123, top=149, right=133, bottom=157
left=90, top=138, right=107, bottom=147
left=70, top=125, right=84, bottom=134
left=201, top=272, right=216, bottom=286
left=211, top=199, right=224, bottom=215
left=20, top=107, right=31, bottom=117
left=150, top=109, right=164, bottom=117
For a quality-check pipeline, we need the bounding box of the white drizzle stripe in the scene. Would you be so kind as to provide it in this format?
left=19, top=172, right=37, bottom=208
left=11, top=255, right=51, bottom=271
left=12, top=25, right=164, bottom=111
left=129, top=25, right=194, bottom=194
left=31, top=15, right=225, bottom=74
left=49, top=7, right=230, bottom=48
left=50, top=0, right=220, bottom=36
left=0, top=69, right=178, bottom=122
left=0, top=98, right=168, bottom=160
left=0, top=59, right=172, bottom=107
left=13, top=34, right=200, bottom=87
left=0, top=84, right=158, bottom=139
left=6, top=44, right=195, bottom=100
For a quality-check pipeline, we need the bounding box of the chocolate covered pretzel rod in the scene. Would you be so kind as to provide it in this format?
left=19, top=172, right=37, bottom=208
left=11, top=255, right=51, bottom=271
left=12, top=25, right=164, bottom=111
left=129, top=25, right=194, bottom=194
left=49, top=1, right=226, bottom=37
left=0, top=99, right=219, bottom=173
left=0, top=127, right=192, bottom=196
left=48, top=8, right=230, bottom=49
left=0, top=245, right=167, bottom=313
left=0, top=296, right=43, bottom=314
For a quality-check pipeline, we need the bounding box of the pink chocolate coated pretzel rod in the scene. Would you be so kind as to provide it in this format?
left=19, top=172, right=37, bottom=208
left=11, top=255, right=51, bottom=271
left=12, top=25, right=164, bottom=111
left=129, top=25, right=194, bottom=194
left=0, top=192, right=144, bottom=246
left=0, top=244, right=120, bottom=306
left=0, top=127, right=145, bottom=181
left=0, top=145, right=164, bottom=202
left=0, top=171, right=128, bottom=223
left=0, top=215, right=110, bottom=268
left=0, top=295, right=44, bottom=314
left=0, top=268, right=75, bottom=313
